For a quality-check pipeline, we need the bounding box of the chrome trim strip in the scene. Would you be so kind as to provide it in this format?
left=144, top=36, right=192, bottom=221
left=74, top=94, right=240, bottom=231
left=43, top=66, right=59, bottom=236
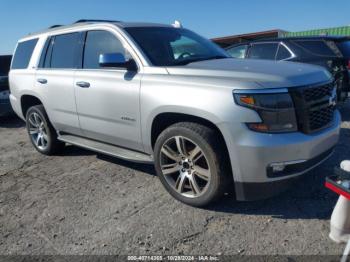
left=270, top=159, right=307, bottom=167
left=233, top=88, right=289, bottom=94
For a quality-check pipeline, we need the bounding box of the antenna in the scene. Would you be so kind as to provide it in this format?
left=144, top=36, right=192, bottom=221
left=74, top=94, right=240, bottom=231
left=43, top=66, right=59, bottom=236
left=172, top=20, right=183, bottom=28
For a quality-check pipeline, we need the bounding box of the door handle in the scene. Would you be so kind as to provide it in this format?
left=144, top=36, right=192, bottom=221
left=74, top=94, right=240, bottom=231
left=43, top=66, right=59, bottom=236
left=37, top=78, right=47, bottom=84
left=76, top=81, right=90, bottom=88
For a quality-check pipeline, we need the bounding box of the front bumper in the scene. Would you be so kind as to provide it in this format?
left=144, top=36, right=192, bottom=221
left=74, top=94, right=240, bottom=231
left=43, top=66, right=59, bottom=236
left=220, top=110, right=341, bottom=201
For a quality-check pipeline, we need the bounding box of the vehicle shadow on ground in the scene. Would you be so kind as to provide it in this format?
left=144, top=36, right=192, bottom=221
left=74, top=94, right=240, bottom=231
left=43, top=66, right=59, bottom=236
left=97, top=153, right=157, bottom=176
left=206, top=148, right=346, bottom=220
left=94, top=147, right=339, bottom=220
left=0, top=116, right=25, bottom=128
left=61, top=142, right=342, bottom=220
left=59, top=145, right=97, bottom=157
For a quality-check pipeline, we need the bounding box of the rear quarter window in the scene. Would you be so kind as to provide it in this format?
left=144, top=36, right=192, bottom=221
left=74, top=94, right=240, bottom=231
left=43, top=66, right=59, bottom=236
left=11, top=38, right=38, bottom=69
left=293, top=40, right=338, bottom=57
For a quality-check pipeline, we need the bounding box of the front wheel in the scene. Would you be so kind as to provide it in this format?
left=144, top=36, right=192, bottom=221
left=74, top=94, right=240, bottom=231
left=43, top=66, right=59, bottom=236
left=154, top=122, right=231, bottom=207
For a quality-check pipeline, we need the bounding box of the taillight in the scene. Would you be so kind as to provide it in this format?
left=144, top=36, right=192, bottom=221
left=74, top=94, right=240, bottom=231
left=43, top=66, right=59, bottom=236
left=347, top=60, right=350, bottom=69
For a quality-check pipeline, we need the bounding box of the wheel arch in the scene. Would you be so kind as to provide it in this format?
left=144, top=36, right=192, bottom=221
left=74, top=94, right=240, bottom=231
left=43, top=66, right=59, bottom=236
left=149, top=111, right=236, bottom=199
left=20, top=94, right=44, bottom=118
left=150, top=112, right=226, bottom=149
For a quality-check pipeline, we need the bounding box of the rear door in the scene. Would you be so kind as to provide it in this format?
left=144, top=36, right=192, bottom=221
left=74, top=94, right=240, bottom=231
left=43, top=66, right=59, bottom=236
left=74, top=30, right=143, bottom=151
left=35, top=32, right=82, bottom=135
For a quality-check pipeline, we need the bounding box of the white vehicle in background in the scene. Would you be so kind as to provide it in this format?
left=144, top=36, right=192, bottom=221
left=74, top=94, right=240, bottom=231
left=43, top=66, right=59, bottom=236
left=326, top=161, right=350, bottom=261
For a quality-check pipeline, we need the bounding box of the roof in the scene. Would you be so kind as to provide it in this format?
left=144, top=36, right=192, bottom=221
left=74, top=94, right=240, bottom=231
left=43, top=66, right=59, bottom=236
left=27, top=20, right=172, bottom=37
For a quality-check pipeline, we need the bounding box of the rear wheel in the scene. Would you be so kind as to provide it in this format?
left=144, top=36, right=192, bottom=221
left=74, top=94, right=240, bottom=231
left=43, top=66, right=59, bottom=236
left=154, top=122, right=230, bottom=207
left=26, top=105, right=64, bottom=155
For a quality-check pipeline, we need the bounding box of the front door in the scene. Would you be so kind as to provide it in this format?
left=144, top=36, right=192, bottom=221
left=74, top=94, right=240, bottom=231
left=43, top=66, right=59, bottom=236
left=74, top=30, right=143, bottom=151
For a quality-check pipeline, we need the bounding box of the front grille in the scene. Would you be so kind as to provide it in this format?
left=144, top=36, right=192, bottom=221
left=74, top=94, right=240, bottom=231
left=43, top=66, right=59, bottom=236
left=290, top=82, right=336, bottom=134
left=308, top=106, right=334, bottom=131
left=303, top=82, right=334, bottom=102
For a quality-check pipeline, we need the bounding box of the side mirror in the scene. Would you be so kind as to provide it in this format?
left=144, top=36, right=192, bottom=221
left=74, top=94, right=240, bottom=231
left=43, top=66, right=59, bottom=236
left=99, top=53, right=136, bottom=70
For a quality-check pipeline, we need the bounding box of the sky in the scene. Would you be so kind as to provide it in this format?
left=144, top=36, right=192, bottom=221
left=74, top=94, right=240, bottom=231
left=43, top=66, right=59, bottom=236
left=0, top=0, right=349, bottom=55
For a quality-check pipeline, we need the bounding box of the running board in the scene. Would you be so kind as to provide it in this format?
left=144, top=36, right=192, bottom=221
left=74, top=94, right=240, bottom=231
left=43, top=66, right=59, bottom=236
left=57, top=134, right=153, bottom=164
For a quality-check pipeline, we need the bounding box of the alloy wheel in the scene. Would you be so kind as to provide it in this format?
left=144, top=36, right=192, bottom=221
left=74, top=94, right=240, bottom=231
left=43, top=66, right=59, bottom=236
left=28, top=112, right=49, bottom=150
left=160, top=136, right=211, bottom=198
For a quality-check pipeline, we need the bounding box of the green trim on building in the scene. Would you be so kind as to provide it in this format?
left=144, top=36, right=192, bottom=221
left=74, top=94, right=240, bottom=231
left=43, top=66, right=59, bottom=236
left=283, top=26, right=350, bottom=37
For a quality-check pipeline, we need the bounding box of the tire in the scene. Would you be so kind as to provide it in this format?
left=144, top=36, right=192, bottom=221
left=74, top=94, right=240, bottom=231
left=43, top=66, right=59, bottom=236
left=154, top=122, right=231, bottom=207
left=25, top=105, right=65, bottom=155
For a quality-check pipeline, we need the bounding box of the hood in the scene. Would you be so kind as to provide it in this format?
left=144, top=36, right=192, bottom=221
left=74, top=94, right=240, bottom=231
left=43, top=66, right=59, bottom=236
left=165, top=58, right=332, bottom=89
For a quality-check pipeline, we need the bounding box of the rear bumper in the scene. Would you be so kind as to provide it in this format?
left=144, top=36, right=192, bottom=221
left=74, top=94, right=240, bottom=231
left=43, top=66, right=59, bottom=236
left=9, top=94, right=23, bottom=119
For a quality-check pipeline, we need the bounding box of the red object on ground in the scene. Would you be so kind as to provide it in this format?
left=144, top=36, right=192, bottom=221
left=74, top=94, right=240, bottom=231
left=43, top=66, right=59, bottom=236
left=325, top=181, right=350, bottom=200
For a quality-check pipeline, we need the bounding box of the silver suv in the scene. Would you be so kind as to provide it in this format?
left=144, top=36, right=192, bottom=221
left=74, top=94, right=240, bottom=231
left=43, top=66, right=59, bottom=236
left=9, top=20, right=340, bottom=206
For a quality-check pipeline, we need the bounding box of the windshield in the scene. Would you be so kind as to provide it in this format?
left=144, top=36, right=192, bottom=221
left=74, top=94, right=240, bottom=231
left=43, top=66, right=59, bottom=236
left=124, top=27, right=229, bottom=66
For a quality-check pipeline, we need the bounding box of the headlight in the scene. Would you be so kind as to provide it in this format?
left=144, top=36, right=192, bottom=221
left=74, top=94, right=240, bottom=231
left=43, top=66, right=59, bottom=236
left=233, top=91, right=298, bottom=133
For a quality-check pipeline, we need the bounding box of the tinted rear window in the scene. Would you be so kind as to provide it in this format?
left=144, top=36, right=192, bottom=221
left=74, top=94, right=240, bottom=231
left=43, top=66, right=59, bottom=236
left=0, top=55, right=12, bottom=75
left=293, top=40, right=337, bottom=57
left=248, top=43, right=278, bottom=60
left=50, top=33, right=80, bottom=68
left=11, top=39, right=38, bottom=69
left=337, top=40, right=350, bottom=57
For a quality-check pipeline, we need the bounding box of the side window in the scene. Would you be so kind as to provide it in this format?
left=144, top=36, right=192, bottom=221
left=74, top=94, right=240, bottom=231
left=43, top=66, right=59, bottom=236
left=11, top=38, right=38, bottom=69
left=83, top=30, right=126, bottom=69
left=44, top=38, right=54, bottom=68
left=38, top=37, right=52, bottom=68
left=294, top=40, right=337, bottom=57
left=226, top=45, right=248, bottom=58
left=247, top=43, right=279, bottom=60
left=276, top=44, right=292, bottom=60
left=50, top=33, right=80, bottom=69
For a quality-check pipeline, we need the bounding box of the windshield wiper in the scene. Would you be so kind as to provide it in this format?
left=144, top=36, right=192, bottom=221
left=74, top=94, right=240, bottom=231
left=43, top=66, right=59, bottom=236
left=172, top=55, right=229, bottom=66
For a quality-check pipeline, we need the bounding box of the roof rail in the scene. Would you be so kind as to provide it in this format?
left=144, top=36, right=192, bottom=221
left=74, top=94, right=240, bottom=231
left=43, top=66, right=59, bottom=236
left=74, top=19, right=121, bottom=24
left=49, top=25, right=63, bottom=29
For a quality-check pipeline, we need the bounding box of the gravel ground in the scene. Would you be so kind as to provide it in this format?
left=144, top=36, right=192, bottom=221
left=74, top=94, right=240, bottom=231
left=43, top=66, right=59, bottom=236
left=0, top=103, right=349, bottom=256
